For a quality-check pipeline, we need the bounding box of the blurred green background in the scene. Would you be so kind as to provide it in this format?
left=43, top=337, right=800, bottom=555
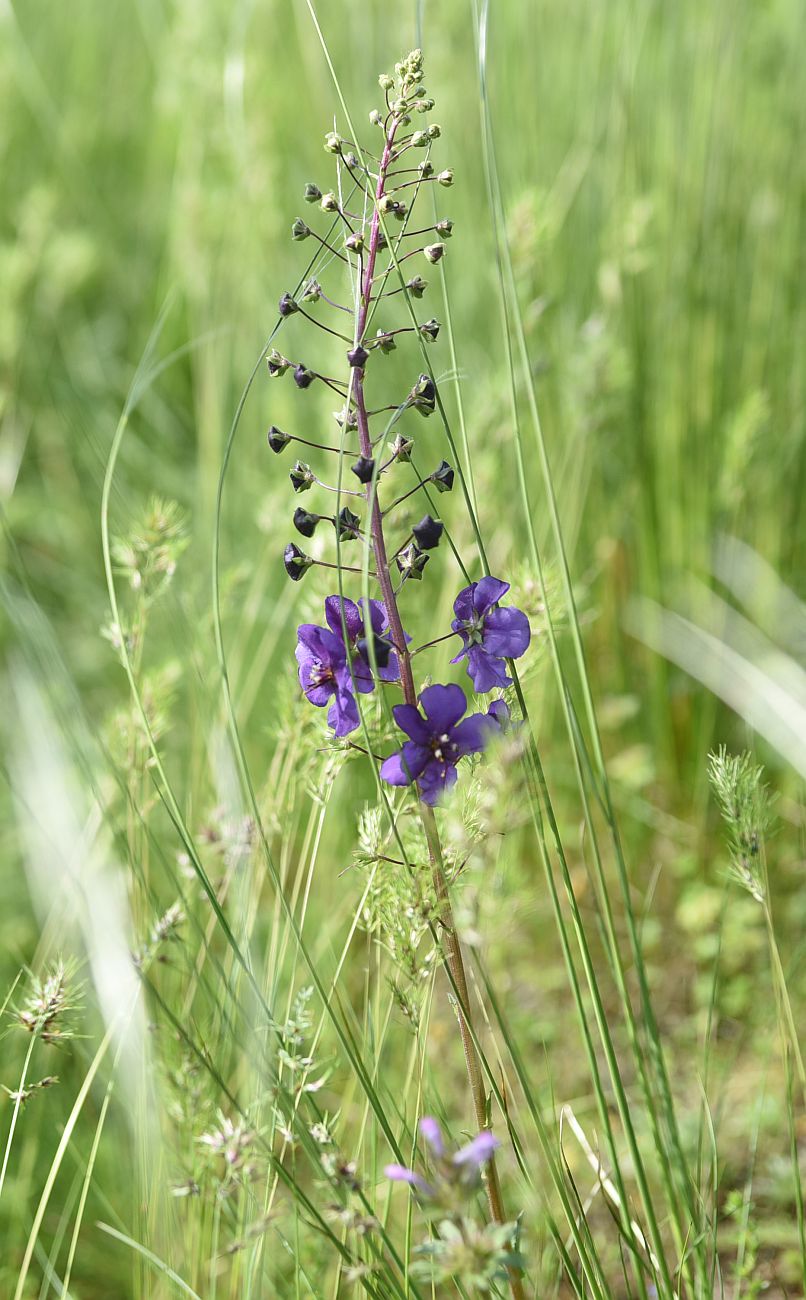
left=1, top=0, right=804, bottom=1294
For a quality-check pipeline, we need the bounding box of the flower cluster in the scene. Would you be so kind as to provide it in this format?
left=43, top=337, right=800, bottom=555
left=267, top=47, right=530, bottom=803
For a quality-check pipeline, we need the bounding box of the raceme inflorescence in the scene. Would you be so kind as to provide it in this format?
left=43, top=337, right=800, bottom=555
left=269, top=48, right=530, bottom=807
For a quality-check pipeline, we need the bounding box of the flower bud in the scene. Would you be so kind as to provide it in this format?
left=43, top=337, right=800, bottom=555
left=378, top=195, right=406, bottom=219
left=294, top=364, right=315, bottom=389
left=374, top=329, right=396, bottom=353
left=347, top=345, right=369, bottom=369
left=336, top=507, right=361, bottom=540
left=406, top=275, right=428, bottom=298
left=396, top=542, right=429, bottom=581
left=435, top=218, right=453, bottom=239
left=320, top=190, right=339, bottom=212
left=379, top=73, right=394, bottom=91
left=301, top=278, right=321, bottom=302
left=427, top=123, right=441, bottom=139
left=344, top=231, right=365, bottom=254
left=357, top=633, right=393, bottom=669
left=424, top=242, right=445, bottom=264
left=333, top=408, right=358, bottom=430
left=351, top=456, right=375, bottom=484
left=291, top=217, right=310, bottom=241
left=391, top=98, right=407, bottom=116
left=284, top=543, right=312, bottom=581
left=303, top=182, right=322, bottom=203
left=409, top=373, right=436, bottom=416
left=412, top=513, right=443, bottom=550
left=418, top=160, right=434, bottom=178
left=289, top=460, right=315, bottom=492
left=324, top=131, right=344, bottom=154
left=267, top=349, right=290, bottom=378
left=344, top=151, right=360, bottom=170
left=369, top=109, right=383, bottom=126
left=279, top=292, right=299, bottom=317
left=419, top=318, right=440, bottom=342
left=267, top=425, right=291, bottom=453
left=390, top=433, right=414, bottom=461
left=437, top=169, right=454, bottom=187
left=410, top=130, right=429, bottom=148
left=293, top=507, right=322, bottom=538
left=431, top=459, right=454, bottom=492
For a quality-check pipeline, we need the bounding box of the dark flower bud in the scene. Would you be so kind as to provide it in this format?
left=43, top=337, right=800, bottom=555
left=290, top=460, right=315, bottom=492
left=267, top=349, right=290, bottom=378
left=390, top=433, right=414, bottom=461
left=351, top=456, right=375, bottom=484
left=344, top=151, right=360, bottom=170
left=284, top=543, right=312, bottom=581
left=267, top=425, right=291, bottom=453
left=336, top=507, right=361, bottom=540
left=344, top=231, right=364, bottom=254
left=291, top=218, right=310, bottom=241
left=396, top=542, right=429, bottom=581
left=435, top=218, right=454, bottom=239
left=412, top=513, right=443, bottom=549
left=409, top=373, right=436, bottom=416
left=427, top=123, right=441, bottom=139
left=279, top=292, right=299, bottom=317
left=374, top=329, right=396, bottom=353
left=347, top=345, right=369, bottom=369
left=357, top=633, right=393, bottom=669
left=419, top=318, right=440, bottom=342
left=324, top=131, right=344, bottom=154
left=303, top=182, right=322, bottom=203
left=320, top=190, right=339, bottom=212
left=418, top=160, right=434, bottom=178
left=294, top=364, right=315, bottom=389
left=431, top=460, right=454, bottom=492
left=293, top=507, right=322, bottom=537
left=406, top=275, right=428, bottom=298
left=438, top=169, right=454, bottom=187
left=301, top=278, right=321, bottom=302
left=424, top=242, right=445, bottom=264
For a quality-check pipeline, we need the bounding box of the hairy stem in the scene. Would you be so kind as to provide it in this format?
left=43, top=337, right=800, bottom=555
left=351, top=119, right=524, bottom=1297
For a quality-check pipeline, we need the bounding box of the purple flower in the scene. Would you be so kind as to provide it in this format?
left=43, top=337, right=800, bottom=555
left=383, top=1117, right=499, bottom=1200
left=324, top=596, right=403, bottom=687
left=452, top=1130, right=500, bottom=1167
left=384, top=1163, right=433, bottom=1196
left=380, top=683, right=495, bottom=805
left=295, top=624, right=358, bottom=737
left=451, top=577, right=530, bottom=693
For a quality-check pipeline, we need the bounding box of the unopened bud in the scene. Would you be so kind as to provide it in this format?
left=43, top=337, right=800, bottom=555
left=303, top=182, right=322, bottom=203
left=291, top=218, right=310, bottom=241
left=267, top=425, right=291, bottom=453
left=410, top=130, right=428, bottom=148
left=390, top=433, right=414, bottom=461
left=431, top=459, right=454, bottom=492
left=437, top=169, right=454, bottom=187
left=294, top=364, right=315, bottom=389
left=344, top=231, right=365, bottom=254
left=267, top=350, right=290, bottom=378
left=289, top=460, right=315, bottom=492
left=435, top=219, right=453, bottom=239
left=424, top=242, right=445, bottom=264
left=284, top=543, right=312, bottom=581
left=351, top=456, right=375, bottom=484
left=324, top=131, right=344, bottom=154
left=320, top=190, right=339, bottom=212
left=336, top=507, right=361, bottom=540
left=379, top=73, right=394, bottom=91
left=369, top=109, right=383, bottom=126
left=293, top=507, right=322, bottom=538
left=427, top=123, right=441, bottom=139
left=418, top=161, right=434, bottom=178
left=406, top=275, right=428, bottom=298
left=419, top=318, right=440, bottom=342
left=279, top=292, right=298, bottom=317
left=347, top=345, right=369, bottom=369
left=374, top=329, right=396, bottom=353
left=409, top=373, right=436, bottom=416
left=412, top=513, right=443, bottom=550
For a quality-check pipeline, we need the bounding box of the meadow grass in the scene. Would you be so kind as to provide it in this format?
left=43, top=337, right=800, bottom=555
left=1, top=0, right=804, bottom=1295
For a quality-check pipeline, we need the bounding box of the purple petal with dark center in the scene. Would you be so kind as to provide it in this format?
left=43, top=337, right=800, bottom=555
left=380, top=742, right=430, bottom=786
left=417, top=760, right=458, bottom=805
left=452, top=584, right=475, bottom=622
left=483, top=605, right=531, bottom=659
left=465, top=645, right=512, bottom=693
left=473, top=576, right=510, bottom=616
left=391, top=703, right=431, bottom=745
left=325, top=595, right=362, bottom=642
left=419, top=1116, right=444, bottom=1156
left=453, top=1130, right=500, bottom=1168
left=419, top=683, right=467, bottom=731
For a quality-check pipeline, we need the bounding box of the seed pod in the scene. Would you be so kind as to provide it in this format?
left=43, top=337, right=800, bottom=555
left=396, top=542, right=429, bottom=581
left=267, top=426, right=291, bottom=453
left=351, top=456, right=375, bottom=484
left=293, top=507, right=322, bottom=538
left=419, top=318, right=440, bottom=342
left=424, top=242, right=445, bottom=264
left=284, top=543, right=312, bottom=581
left=294, top=364, right=315, bottom=389
left=412, top=513, right=443, bottom=550
left=291, top=218, right=310, bottom=241
left=289, top=460, right=315, bottom=492
left=303, top=183, right=322, bottom=203
left=279, top=292, right=298, bottom=317
left=336, top=507, right=361, bottom=540
left=347, top=345, right=369, bottom=369
left=267, top=350, right=290, bottom=378
left=431, top=460, right=454, bottom=492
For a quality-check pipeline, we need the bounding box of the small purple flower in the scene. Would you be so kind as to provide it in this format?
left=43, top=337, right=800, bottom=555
left=380, top=683, right=495, bottom=805
left=295, top=624, right=358, bottom=737
left=383, top=1116, right=499, bottom=1199
left=324, top=595, right=404, bottom=687
left=451, top=577, right=530, bottom=693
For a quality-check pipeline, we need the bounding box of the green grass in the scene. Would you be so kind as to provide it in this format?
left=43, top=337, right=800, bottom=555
left=1, top=0, right=805, bottom=1296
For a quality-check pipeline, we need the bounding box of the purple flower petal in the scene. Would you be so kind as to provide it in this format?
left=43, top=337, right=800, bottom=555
left=378, top=653, right=401, bottom=684
left=296, top=623, right=344, bottom=663
left=451, top=712, right=496, bottom=757
left=384, top=1163, right=430, bottom=1193
left=466, top=645, right=512, bottom=693
left=324, top=595, right=362, bottom=642
left=327, top=686, right=360, bottom=737
left=473, top=576, right=510, bottom=616
left=419, top=1116, right=444, bottom=1156
left=452, top=584, right=475, bottom=622
left=391, top=703, right=431, bottom=745
left=452, top=1130, right=500, bottom=1168
left=419, top=683, right=467, bottom=731
left=417, top=760, right=458, bottom=805
left=483, top=606, right=531, bottom=659
left=380, top=742, right=430, bottom=787
left=487, top=699, right=510, bottom=729
left=359, top=598, right=386, bottom=637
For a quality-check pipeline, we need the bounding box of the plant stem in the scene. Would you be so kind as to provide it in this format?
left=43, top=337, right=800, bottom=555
left=351, top=116, right=525, bottom=1300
